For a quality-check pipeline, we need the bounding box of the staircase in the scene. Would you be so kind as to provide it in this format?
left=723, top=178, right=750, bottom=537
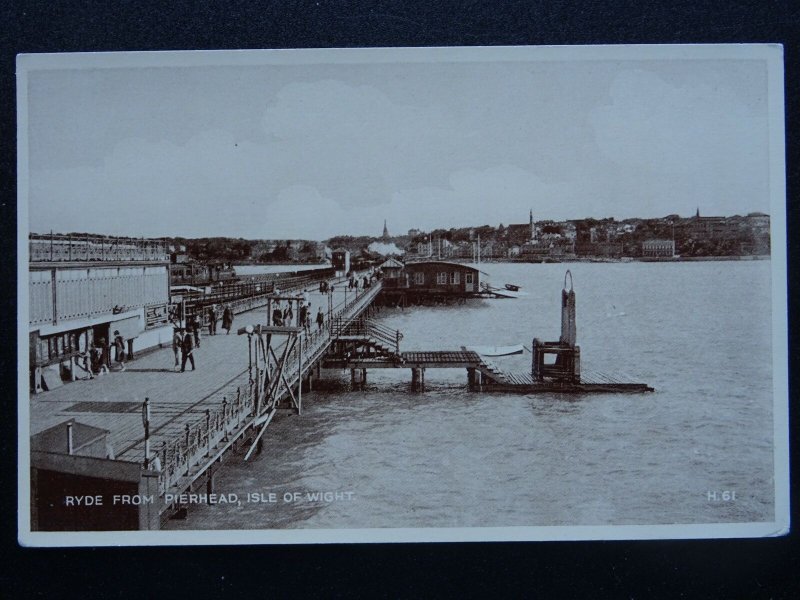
left=333, top=316, right=404, bottom=361
left=473, top=356, right=511, bottom=385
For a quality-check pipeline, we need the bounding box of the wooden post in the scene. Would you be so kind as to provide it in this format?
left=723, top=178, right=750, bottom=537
left=205, top=409, right=211, bottom=457
left=560, top=271, right=577, bottom=347
left=467, top=367, right=476, bottom=390
left=297, top=334, right=302, bottom=415
left=222, top=397, right=229, bottom=441
left=66, top=421, right=74, bottom=455
left=184, top=424, right=191, bottom=475
left=411, top=368, right=418, bottom=391
left=532, top=338, right=542, bottom=381
left=142, top=398, right=151, bottom=468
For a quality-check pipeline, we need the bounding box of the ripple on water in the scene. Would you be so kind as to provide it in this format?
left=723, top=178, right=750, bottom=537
left=167, top=262, right=776, bottom=530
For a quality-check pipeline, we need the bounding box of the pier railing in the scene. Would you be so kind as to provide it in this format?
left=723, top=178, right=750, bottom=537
left=155, top=279, right=383, bottom=496
left=156, top=380, right=257, bottom=495
left=30, top=233, right=170, bottom=263
left=332, top=315, right=401, bottom=354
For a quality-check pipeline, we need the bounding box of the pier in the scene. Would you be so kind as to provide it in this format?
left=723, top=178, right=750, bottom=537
left=29, top=266, right=651, bottom=531
left=30, top=277, right=384, bottom=530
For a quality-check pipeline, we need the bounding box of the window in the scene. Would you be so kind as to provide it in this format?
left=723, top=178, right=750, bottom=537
left=437, top=272, right=448, bottom=285
left=414, top=272, right=425, bottom=285
left=465, top=273, right=474, bottom=284
left=451, top=272, right=460, bottom=284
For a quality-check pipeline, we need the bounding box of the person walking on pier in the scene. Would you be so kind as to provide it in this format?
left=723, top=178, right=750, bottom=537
left=222, top=304, right=233, bottom=334
left=92, top=338, right=109, bottom=375
left=316, top=307, right=325, bottom=331
left=192, top=313, right=202, bottom=348
left=283, top=303, right=294, bottom=326
left=172, top=328, right=183, bottom=370
left=208, top=304, right=217, bottom=335
left=306, top=306, right=313, bottom=333
left=299, top=303, right=308, bottom=334
left=181, top=327, right=196, bottom=372
left=113, top=330, right=126, bottom=371
left=272, top=304, right=283, bottom=326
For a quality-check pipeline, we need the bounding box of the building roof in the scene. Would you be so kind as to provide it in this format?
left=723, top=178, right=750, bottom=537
left=379, top=257, right=404, bottom=269
left=407, top=260, right=489, bottom=276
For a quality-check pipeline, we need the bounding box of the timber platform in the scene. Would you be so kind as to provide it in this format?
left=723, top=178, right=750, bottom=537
left=323, top=349, right=653, bottom=393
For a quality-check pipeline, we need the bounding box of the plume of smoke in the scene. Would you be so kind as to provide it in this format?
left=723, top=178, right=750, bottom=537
left=367, top=241, right=403, bottom=256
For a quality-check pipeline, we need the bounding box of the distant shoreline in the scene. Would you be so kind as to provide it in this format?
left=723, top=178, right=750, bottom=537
left=408, top=255, right=771, bottom=264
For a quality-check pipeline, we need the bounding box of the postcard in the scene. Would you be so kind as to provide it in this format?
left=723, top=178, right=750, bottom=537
left=17, top=44, right=788, bottom=546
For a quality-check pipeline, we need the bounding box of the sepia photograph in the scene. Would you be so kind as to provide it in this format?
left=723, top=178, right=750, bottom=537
left=16, top=44, right=788, bottom=545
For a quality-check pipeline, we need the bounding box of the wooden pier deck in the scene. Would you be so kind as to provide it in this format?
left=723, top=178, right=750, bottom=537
left=30, top=279, right=384, bottom=525
left=323, top=349, right=653, bottom=393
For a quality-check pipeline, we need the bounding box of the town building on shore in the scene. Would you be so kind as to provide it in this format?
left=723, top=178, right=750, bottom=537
left=28, top=233, right=173, bottom=393
left=642, top=239, right=676, bottom=257
left=575, top=242, right=624, bottom=258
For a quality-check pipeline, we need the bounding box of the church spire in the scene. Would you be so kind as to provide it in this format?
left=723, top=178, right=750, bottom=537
left=382, top=219, right=390, bottom=240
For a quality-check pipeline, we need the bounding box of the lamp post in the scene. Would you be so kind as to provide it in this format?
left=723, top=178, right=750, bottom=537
left=245, top=324, right=254, bottom=380
left=142, top=398, right=151, bottom=469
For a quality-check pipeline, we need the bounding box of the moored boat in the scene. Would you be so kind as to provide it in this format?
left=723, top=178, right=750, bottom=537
left=465, top=344, right=524, bottom=356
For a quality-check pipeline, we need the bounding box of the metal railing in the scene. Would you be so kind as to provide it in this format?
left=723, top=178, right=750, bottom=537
left=157, top=381, right=256, bottom=494
left=30, top=233, right=170, bottom=263
left=155, top=279, right=383, bottom=496
left=333, top=315, right=402, bottom=354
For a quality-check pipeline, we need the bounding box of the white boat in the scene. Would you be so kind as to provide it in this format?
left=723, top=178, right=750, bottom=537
left=465, top=344, right=524, bottom=356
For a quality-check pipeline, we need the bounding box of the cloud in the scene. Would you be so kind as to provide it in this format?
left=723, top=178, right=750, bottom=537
left=391, top=165, right=575, bottom=228
left=261, top=80, right=452, bottom=207
left=589, top=69, right=763, bottom=175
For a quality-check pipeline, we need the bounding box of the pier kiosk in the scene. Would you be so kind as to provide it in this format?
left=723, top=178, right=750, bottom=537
left=532, top=270, right=581, bottom=383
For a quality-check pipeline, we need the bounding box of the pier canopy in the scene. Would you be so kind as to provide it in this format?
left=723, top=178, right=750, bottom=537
left=29, top=232, right=170, bottom=264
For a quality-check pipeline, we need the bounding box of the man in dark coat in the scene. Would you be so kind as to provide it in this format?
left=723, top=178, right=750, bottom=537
left=181, top=327, right=196, bottom=372
left=207, top=304, right=217, bottom=335
left=222, top=304, right=234, bottom=334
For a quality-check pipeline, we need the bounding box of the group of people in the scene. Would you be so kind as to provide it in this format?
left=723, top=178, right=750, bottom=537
left=271, top=300, right=325, bottom=333
left=204, top=303, right=234, bottom=336
left=78, top=329, right=127, bottom=379
left=168, top=303, right=235, bottom=372
left=171, top=326, right=196, bottom=372
left=347, top=275, right=372, bottom=290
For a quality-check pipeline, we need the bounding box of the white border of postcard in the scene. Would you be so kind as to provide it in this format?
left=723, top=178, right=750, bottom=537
left=17, top=44, right=789, bottom=546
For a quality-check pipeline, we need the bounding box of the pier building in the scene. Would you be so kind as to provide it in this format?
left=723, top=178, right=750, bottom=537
left=380, top=260, right=486, bottom=296
left=331, top=248, right=351, bottom=276
left=28, top=233, right=173, bottom=393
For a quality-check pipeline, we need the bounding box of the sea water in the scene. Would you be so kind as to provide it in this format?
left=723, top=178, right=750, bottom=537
left=168, top=261, right=775, bottom=530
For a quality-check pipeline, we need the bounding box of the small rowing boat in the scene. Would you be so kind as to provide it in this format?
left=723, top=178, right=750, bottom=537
left=465, top=344, right=524, bottom=356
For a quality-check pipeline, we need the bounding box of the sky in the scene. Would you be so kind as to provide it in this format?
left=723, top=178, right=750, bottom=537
left=24, top=50, right=773, bottom=241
